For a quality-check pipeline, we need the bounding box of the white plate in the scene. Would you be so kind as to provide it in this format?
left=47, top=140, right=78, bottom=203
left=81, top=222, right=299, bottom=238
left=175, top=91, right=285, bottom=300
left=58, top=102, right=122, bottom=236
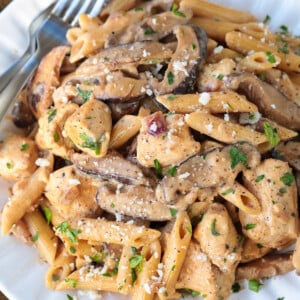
left=0, top=0, right=299, bottom=299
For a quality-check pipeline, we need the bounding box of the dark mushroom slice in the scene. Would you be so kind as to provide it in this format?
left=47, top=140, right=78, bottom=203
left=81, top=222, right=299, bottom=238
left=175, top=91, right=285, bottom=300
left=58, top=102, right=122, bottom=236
left=152, top=25, right=207, bottom=95
left=156, top=142, right=261, bottom=204
left=226, top=72, right=300, bottom=130
left=108, top=99, right=141, bottom=122
left=96, top=182, right=173, bottom=221
left=273, top=141, right=300, bottom=171
left=28, top=46, right=71, bottom=118
left=236, top=252, right=294, bottom=280
left=74, top=41, right=175, bottom=77
left=71, top=151, right=154, bottom=187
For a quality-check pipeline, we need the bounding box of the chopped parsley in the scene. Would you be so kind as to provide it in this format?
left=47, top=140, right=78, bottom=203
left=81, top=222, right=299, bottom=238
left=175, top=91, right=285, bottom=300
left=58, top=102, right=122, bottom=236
left=280, top=172, right=295, bottom=186
left=47, top=108, right=57, bottom=123
left=277, top=298, right=285, bottom=300
left=167, top=71, right=174, bottom=85
left=244, top=223, right=256, bottom=230
left=221, top=188, right=235, bottom=196
left=255, top=174, right=265, bottom=182
left=186, top=226, right=192, bottom=234
left=232, top=282, right=241, bottom=293
left=277, top=38, right=289, bottom=54
left=112, top=260, right=119, bottom=275
left=102, top=272, right=112, bottom=277
left=248, top=279, right=263, bottom=292
left=263, top=121, right=280, bottom=147
left=256, top=243, right=264, bottom=249
left=229, top=146, right=248, bottom=169
left=170, top=3, right=186, bottom=17
left=153, top=159, right=163, bottom=177
left=167, top=95, right=177, bottom=101
left=76, top=86, right=93, bottom=103
left=103, top=56, right=110, bottom=62
left=216, top=74, right=224, bottom=80
left=42, top=205, right=52, bottom=225
left=129, top=254, right=144, bottom=269
left=279, top=187, right=287, bottom=194
left=192, top=43, right=197, bottom=50
left=53, top=131, right=60, bottom=142
left=279, top=24, right=289, bottom=34
left=169, top=208, right=178, bottom=217
left=6, top=162, right=12, bottom=169
left=80, top=133, right=105, bottom=155
left=67, top=295, right=73, bottom=300
left=211, top=218, right=220, bottom=236
left=259, top=72, right=266, bottom=81
left=134, top=7, right=144, bottom=11
left=265, top=51, right=276, bottom=63
left=167, top=166, right=177, bottom=176
left=56, top=221, right=81, bottom=243
left=263, top=15, right=271, bottom=24
left=65, top=278, right=77, bottom=288
left=20, top=143, right=29, bottom=151
left=70, top=246, right=76, bottom=254
left=31, top=231, right=39, bottom=242
left=144, top=28, right=156, bottom=35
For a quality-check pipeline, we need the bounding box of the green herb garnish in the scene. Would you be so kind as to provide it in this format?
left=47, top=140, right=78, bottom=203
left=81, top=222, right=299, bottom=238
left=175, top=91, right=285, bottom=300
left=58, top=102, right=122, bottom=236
left=53, top=131, right=60, bottom=142
left=65, top=278, right=77, bottom=288
left=263, top=121, right=280, bottom=147
left=56, top=221, right=81, bottom=243
left=167, top=71, right=174, bottom=85
left=20, top=143, right=29, bottom=151
left=42, top=206, right=52, bottom=225
left=255, top=174, right=265, bottom=182
left=80, top=133, right=105, bottom=155
left=169, top=208, right=178, bottom=217
left=244, top=223, right=256, bottom=230
left=229, top=146, right=248, bottom=169
left=265, top=51, right=276, bottom=63
left=280, top=172, right=294, bottom=186
left=170, top=3, right=186, bottom=17
left=47, top=108, right=57, bottom=123
left=70, top=246, right=76, bottom=254
left=211, top=218, right=220, bottom=236
left=32, top=231, right=39, bottom=242
left=76, top=87, right=93, bottom=103
left=167, top=95, right=176, bottom=101
left=248, top=279, right=263, bottom=292
left=153, top=159, right=163, bottom=177
left=263, top=15, right=271, bottom=24
left=232, top=282, right=241, bottom=293
left=144, top=28, right=156, bottom=35
left=221, top=188, right=235, bottom=196
left=167, top=166, right=177, bottom=176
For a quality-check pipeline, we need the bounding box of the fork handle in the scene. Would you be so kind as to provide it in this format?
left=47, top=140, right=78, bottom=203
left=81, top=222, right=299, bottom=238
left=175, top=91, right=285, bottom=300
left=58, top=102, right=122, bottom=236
left=0, top=52, right=41, bottom=121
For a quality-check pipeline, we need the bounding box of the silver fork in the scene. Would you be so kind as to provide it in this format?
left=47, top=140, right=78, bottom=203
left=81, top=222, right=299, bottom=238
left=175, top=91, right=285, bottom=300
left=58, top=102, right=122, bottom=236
left=0, top=3, right=55, bottom=92
left=0, top=0, right=105, bottom=121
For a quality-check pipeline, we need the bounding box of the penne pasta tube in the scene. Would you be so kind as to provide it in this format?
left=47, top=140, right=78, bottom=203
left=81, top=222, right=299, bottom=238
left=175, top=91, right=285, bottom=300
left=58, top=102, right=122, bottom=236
left=116, top=246, right=134, bottom=294
left=56, top=267, right=119, bottom=292
left=185, top=111, right=267, bottom=145
left=132, top=240, right=161, bottom=300
left=181, top=0, right=256, bottom=23
left=218, top=182, right=261, bottom=215
left=45, top=247, right=76, bottom=289
left=71, top=218, right=161, bottom=247
left=226, top=31, right=300, bottom=72
left=1, top=166, right=50, bottom=235
left=158, top=212, right=192, bottom=299
left=156, top=91, right=257, bottom=114
left=24, top=210, right=58, bottom=264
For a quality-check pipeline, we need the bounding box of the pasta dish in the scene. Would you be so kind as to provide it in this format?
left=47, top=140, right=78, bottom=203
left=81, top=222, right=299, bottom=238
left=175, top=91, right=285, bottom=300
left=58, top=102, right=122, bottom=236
left=0, top=0, right=300, bottom=299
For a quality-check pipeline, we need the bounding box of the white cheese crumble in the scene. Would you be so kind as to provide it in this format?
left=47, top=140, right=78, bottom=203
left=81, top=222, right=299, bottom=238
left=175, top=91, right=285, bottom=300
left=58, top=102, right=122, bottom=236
left=35, top=158, right=50, bottom=167
left=271, top=104, right=277, bottom=109
left=78, top=290, right=102, bottom=300
left=204, top=123, right=213, bottom=132
left=213, top=45, right=224, bottom=54
left=149, top=122, right=158, bottom=132
left=239, top=112, right=262, bottom=124
left=224, top=113, right=230, bottom=122
left=173, top=60, right=188, bottom=76
left=178, top=172, right=190, bottom=179
left=144, top=282, right=152, bottom=294
left=68, top=178, right=81, bottom=185
left=199, top=92, right=211, bottom=105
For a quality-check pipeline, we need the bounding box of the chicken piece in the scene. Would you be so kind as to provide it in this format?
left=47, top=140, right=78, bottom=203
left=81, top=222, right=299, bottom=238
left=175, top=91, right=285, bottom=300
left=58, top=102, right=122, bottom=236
left=64, top=97, right=112, bottom=157
left=239, top=159, right=298, bottom=249
left=176, top=240, right=235, bottom=300
left=28, top=46, right=70, bottom=118
left=0, top=135, right=38, bottom=181
left=194, top=203, right=242, bottom=273
left=35, top=103, right=78, bottom=159
left=137, top=112, right=200, bottom=167
left=198, top=58, right=236, bottom=92
left=241, top=238, right=271, bottom=263
left=45, top=165, right=99, bottom=220
left=236, top=252, right=294, bottom=280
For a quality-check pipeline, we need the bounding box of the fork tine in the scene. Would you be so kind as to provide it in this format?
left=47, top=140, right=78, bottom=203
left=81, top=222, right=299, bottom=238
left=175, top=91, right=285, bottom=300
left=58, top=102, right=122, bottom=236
left=88, top=0, right=107, bottom=18
left=62, top=0, right=82, bottom=24
left=51, top=0, right=69, bottom=17
left=70, top=0, right=95, bottom=26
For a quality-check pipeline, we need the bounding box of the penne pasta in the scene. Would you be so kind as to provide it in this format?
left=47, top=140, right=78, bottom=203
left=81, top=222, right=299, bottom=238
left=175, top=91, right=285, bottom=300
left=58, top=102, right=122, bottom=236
left=185, top=111, right=267, bottom=145
left=156, top=91, right=257, bottom=114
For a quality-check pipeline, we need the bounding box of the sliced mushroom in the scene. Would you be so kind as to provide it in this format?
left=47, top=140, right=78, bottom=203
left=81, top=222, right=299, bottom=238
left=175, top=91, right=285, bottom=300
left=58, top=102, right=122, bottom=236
left=236, top=252, right=294, bottom=280
left=156, top=142, right=261, bottom=204
left=96, top=182, right=173, bottom=221
left=274, top=141, right=300, bottom=171
left=226, top=72, right=300, bottom=130
left=152, top=25, right=207, bottom=95
left=71, top=150, right=154, bottom=187
left=28, top=46, right=70, bottom=118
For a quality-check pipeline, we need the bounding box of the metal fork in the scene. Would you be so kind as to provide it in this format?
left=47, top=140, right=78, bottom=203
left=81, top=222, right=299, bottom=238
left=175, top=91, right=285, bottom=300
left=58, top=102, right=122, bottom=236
left=0, top=0, right=105, bottom=121
left=0, top=3, right=55, bottom=92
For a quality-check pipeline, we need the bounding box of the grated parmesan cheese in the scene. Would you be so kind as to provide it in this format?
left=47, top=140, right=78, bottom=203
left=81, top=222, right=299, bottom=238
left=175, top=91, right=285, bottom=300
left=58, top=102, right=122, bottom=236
left=199, top=92, right=211, bottom=105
